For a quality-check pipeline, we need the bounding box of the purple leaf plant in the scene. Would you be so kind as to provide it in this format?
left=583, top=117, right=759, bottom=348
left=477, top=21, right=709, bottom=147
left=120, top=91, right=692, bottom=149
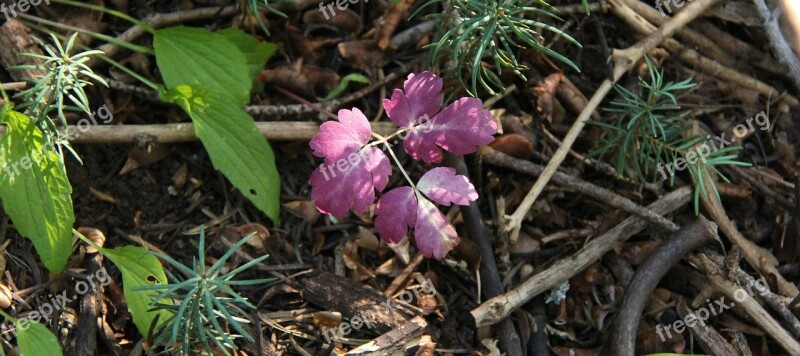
left=308, top=72, right=497, bottom=259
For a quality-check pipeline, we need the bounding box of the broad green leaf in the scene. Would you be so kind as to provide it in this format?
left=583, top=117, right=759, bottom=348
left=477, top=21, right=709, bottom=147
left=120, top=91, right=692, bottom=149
left=0, top=106, right=73, bottom=272
left=154, top=26, right=251, bottom=105
left=16, top=319, right=62, bottom=356
left=320, top=73, right=371, bottom=101
left=161, top=85, right=280, bottom=222
left=216, top=28, right=277, bottom=82
left=101, top=245, right=171, bottom=336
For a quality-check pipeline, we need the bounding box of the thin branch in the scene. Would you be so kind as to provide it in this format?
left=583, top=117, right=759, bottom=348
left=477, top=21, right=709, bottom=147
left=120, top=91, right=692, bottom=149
left=503, top=0, right=724, bottom=242
left=471, top=186, right=692, bottom=327
left=0, top=121, right=398, bottom=144
left=752, top=0, right=800, bottom=92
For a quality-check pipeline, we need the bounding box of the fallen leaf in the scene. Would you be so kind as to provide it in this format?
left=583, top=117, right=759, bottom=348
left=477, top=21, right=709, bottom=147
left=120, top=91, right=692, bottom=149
left=489, top=134, right=534, bottom=159
left=284, top=200, right=321, bottom=223
left=89, top=187, right=117, bottom=204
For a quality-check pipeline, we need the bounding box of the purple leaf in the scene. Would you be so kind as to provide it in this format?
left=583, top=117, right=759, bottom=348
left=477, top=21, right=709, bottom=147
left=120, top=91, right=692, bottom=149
left=382, top=72, right=443, bottom=128
left=403, top=97, right=497, bottom=163
left=374, top=186, right=417, bottom=243
left=414, top=197, right=460, bottom=260
left=309, top=108, right=372, bottom=162
left=418, top=167, right=478, bottom=206
left=309, top=147, right=391, bottom=219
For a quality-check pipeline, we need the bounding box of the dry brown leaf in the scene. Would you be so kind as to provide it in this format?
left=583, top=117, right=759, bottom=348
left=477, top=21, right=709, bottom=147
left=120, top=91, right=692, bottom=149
left=284, top=200, right=321, bottom=223
left=313, top=233, right=326, bottom=255
left=220, top=223, right=270, bottom=251
left=489, top=134, right=534, bottom=159
left=285, top=23, right=338, bottom=64
left=415, top=335, right=436, bottom=356
left=338, top=40, right=389, bottom=70
left=531, top=72, right=562, bottom=123
left=0, top=283, right=10, bottom=309
left=119, top=143, right=171, bottom=175
left=302, top=8, right=363, bottom=34
left=355, top=226, right=381, bottom=251
left=89, top=187, right=117, bottom=204
left=77, top=227, right=107, bottom=254
left=375, top=0, right=416, bottom=49
left=259, top=62, right=340, bottom=99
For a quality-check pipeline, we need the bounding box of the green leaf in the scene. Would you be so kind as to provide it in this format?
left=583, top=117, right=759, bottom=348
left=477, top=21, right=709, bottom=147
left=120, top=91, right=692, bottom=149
left=0, top=107, right=73, bottom=272
left=161, top=85, right=281, bottom=222
left=101, top=245, right=172, bottom=336
left=216, top=28, right=277, bottom=82
left=16, top=319, right=62, bottom=356
left=320, top=73, right=371, bottom=101
left=154, top=27, right=251, bottom=105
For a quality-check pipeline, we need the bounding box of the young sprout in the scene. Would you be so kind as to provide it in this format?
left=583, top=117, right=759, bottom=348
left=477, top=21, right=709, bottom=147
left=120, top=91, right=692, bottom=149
left=135, top=229, right=273, bottom=355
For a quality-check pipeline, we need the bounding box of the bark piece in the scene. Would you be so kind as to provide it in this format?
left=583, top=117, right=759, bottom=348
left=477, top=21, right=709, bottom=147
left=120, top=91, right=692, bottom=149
left=0, top=19, right=45, bottom=81
left=300, top=272, right=413, bottom=334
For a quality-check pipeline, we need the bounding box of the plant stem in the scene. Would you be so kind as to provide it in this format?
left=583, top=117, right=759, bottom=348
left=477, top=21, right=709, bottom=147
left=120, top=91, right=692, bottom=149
left=371, top=132, right=417, bottom=189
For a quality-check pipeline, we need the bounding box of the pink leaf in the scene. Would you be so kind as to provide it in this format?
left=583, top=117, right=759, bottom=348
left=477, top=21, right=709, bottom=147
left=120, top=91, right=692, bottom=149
left=403, top=97, right=497, bottom=163
left=414, top=197, right=460, bottom=260
left=383, top=72, right=443, bottom=128
left=374, top=187, right=417, bottom=243
left=418, top=167, right=478, bottom=206
left=309, top=147, right=391, bottom=219
left=309, top=108, right=372, bottom=162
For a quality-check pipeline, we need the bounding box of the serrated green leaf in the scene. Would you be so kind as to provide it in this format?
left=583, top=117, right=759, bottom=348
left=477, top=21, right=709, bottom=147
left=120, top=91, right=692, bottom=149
left=161, top=85, right=280, bottom=222
left=154, top=26, right=251, bottom=105
left=16, top=319, right=62, bottom=356
left=320, top=73, right=371, bottom=101
left=0, top=106, right=73, bottom=272
left=216, top=28, right=277, bottom=82
left=101, top=245, right=171, bottom=336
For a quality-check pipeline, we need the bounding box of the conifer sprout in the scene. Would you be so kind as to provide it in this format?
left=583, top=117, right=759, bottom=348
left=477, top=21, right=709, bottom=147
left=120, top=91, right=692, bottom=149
left=417, top=0, right=581, bottom=96
left=589, top=56, right=750, bottom=214
left=10, top=32, right=107, bottom=159
left=135, top=229, right=273, bottom=355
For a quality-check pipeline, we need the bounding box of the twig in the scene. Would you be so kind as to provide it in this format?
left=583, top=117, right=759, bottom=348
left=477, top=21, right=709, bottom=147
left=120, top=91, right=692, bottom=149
left=752, top=0, right=800, bottom=92
left=86, top=6, right=238, bottom=67
left=503, top=0, right=724, bottom=242
left=552, top=2, right=607, bottom=15
left=0, top=121, right=398, bottom=143
left=695, top=158, right=800, bottom=298
left=674, top=297, right=741, bottom=356
left=690, top=253, right=800, bottom=354
left=727, top=166, right=794, bottom=210
left=705, top=250, right=800, bottom=337
left=613, top=0, right=799, bottom=106
left=471, top=186, right=692, bottom=327
left=66, top=251, right=104, bottom=355
left=605, top=216, right=717, bottom=356
left=0, top=82, right=26, bottom=91
left=484, top=148, right=680, bottom=231
left=345, top=316, right=427, bottom=355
